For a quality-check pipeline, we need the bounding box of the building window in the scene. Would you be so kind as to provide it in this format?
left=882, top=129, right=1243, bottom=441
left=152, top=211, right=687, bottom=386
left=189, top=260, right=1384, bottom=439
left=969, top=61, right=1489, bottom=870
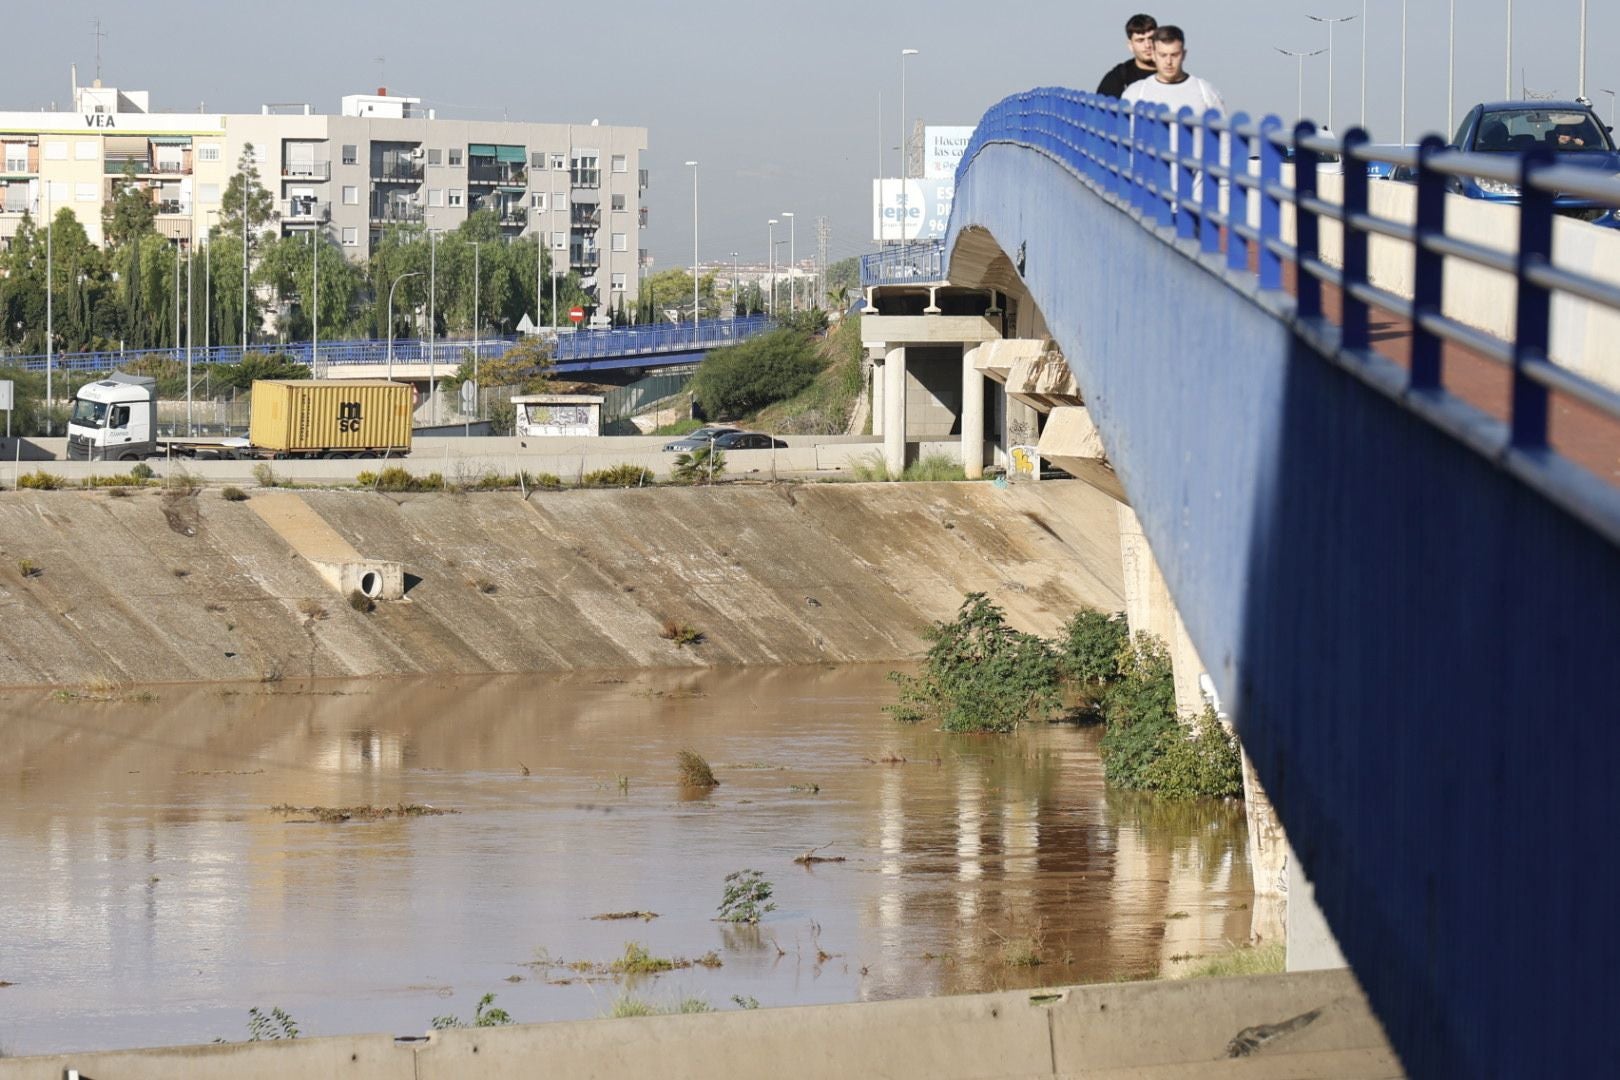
left=552, top=233, right=566, bottom=249
left=342, top=185, right=358, bottom=205
left=530, top=151, right=545, bottom=169
left=530, top=192, right=547, bottom=210
left=75, top=182, right=97, bottom=202
left=447, top=188, right=463, bottom=207
left=611, top=154, right=627, bottom=173
left=427, top=148, right=442, bottom=166
left=550, top=153, right=566, bottom=170
left=3, top=144, right=27, bottom=173
left=75, top=140, right=98, bottom=160
left=611, top=272, right=626, bottom=292
left=611, top=194, right=626, bottom=211
left=612, top=232, right=628, bottom=252
left=341, top=144, right=357, bottom=165
left=449, top=148, right=462, bottom=167
left=342, top=227, right=359, bottom=247
left=198, top=144, right=221, bottom=163
left=44, top=141, right=68, bottom=161
left=428, top=189, right=444, bottom=207
left=199, top=183, right=220, bottom=203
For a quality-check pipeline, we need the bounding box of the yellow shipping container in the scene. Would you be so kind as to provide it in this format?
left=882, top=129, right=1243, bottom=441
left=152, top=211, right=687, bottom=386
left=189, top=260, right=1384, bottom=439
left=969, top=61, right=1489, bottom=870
left=249, top=380, right=414, bottom=455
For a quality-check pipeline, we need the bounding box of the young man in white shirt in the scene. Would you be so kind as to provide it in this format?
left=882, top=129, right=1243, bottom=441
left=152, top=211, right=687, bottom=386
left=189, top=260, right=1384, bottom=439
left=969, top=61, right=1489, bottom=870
left=1119, top=25, right=1226, bottom=117
left=1120, top=25, right=1227, bottom=206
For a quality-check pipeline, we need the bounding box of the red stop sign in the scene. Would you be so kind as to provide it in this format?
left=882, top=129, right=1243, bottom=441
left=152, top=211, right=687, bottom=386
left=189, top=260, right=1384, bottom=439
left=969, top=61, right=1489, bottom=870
left=569, top=305, right=585, bottom=324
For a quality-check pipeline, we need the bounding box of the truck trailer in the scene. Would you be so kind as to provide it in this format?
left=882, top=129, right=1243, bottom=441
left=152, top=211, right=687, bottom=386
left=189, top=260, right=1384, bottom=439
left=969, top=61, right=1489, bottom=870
left=66, top=375, right=414, bottom=460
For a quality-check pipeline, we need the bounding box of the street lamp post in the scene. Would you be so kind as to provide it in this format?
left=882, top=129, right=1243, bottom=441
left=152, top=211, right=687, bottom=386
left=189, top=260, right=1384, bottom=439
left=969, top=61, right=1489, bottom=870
left=44, top=187, right=52, bottom=435
left=1277, top=47, right=1327, bottom=122
left=899, top=48, right=919, bottom=256
left=1401, top=0, right=1409, bottom=143
left=186, top=208, right=194, bottom=434
left=782, top=211, right=796, bottom=313
left=311, top=226, right=319, bottom=379
left=767, top=219, right=777, bottom=317
left=1506, top=0, right=1514, bottom=100
left=1578, top=0, right=1588, bottom=101
left=686, top=161, right=699, bottom=343
left=729, top=251, right=739, bottom=331
left=386, top=271, right=422, bottom=382
left=1308, top=13, right=1356, bottom=135
left=470, top=240, right=480, bottom=431
left=1601, top=89, right=1617, bottom=128
left=1359, top=0, right=1368, bottom=128
left=429, top=230, right=437, bottom=425
left=1448, top=0, right=1457, bottom=134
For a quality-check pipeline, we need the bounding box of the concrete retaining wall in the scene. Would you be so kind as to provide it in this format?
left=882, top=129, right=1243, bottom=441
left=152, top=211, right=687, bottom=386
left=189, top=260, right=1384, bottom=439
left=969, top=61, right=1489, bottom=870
left=0, top=969, right=1397, bottom=1080
left=0, top=480, right=1124, bottom=688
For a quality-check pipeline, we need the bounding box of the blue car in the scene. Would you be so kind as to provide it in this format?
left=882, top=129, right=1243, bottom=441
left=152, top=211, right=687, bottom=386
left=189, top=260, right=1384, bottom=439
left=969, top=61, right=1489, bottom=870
left=1449, top=101, right=1620, bottom=227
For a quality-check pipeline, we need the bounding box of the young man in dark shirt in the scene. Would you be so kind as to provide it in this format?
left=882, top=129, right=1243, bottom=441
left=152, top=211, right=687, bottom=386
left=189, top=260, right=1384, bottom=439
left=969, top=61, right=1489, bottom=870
left=1096, top=13, right=1159, bottom=98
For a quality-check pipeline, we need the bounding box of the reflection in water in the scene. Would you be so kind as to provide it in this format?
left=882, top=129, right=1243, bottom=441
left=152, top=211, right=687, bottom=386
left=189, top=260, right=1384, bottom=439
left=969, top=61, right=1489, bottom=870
left=0, top=666, right=1250, bottom=1055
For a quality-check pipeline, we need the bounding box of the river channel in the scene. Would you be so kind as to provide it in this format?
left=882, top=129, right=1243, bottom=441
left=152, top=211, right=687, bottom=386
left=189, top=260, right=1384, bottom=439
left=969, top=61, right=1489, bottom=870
left=0, top=664, right=1251, bottom=1055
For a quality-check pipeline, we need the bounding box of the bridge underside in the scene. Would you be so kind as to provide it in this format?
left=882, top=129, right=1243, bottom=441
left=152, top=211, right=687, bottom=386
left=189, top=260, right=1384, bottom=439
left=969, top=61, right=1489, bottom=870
left=947, top=142, right=1620, bottom=1075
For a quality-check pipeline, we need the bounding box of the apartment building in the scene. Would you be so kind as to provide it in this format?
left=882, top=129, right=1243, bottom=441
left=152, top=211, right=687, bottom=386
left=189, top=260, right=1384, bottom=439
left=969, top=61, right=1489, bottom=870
left=0, top=79, right=650, bottom=309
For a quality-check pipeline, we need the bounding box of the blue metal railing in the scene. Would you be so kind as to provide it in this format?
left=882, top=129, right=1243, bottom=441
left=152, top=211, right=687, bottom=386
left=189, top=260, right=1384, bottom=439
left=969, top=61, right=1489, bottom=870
left=554, top=315, right=773, bottom=361
left=860, top=242, right=946, bottom=286
left=0, top=316, right=775, bottom=375
left=956, top=89, right=1620, bottom=544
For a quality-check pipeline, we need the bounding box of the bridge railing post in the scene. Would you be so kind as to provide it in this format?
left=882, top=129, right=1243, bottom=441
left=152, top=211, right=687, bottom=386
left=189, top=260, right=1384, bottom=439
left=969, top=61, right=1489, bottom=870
left=1258, top=116, right=1284, bottom=291
left=1226, top=112, right=1252, bottom=275
left=1510, top=150, right=1556, bottom=449
left=1293, top=122, right=1322, bottom=322
left=1175, top=107, right=1198, bottom=240
left=1154, top=106, right=1175, bottom=229
left=1200, top=109, right=1222, bottom=255
left=1110, top=98, right=1128, bottom=201
left=1341, top=129, right=1372, bottom=351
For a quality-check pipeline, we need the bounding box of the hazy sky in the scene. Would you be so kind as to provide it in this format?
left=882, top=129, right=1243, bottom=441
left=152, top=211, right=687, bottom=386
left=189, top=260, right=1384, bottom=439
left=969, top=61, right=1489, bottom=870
left=5, top=1, right=1613, bottom=270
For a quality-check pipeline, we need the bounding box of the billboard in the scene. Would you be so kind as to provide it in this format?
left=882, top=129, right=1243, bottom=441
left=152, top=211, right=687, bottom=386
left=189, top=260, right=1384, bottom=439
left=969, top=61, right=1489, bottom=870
left=871, top=178, right=955, bottom=242
left=923, top=126, right=975, bottom=179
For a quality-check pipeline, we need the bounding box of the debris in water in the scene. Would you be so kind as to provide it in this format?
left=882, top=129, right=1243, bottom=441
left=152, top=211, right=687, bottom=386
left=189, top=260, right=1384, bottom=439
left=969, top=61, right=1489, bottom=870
left=590, top=911, right=661, bottom=922
left=268, top=803, right=458, bottom=823
left=518, top=761, right=531, bottom=776
left=793, top=843, right=846, bottom=866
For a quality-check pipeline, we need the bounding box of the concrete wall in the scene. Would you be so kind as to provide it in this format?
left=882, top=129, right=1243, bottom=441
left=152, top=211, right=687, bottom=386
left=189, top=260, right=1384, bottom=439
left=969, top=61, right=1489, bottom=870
left=949, top=139, right=1620, bottom=1076
left=0, top=480, right=1125, bottom=688
left=0, top=969, right=1396, bottom=1080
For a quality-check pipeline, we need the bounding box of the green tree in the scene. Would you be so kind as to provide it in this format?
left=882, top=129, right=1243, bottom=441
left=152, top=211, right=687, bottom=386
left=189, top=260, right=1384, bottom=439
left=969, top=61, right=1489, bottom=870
left=103, top=165, right=158, bottom=249
left=888, top=593, right=1062, bottom=733
left=690, top=328, right=821, bottom=418
left=255, top=232, right=362, bottom=341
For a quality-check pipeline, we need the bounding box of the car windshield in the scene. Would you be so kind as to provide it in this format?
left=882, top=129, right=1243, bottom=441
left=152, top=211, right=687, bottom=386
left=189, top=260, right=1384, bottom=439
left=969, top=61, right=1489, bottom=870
left=1475, top=109, right=1613, bottom=152
left=71, top=398, right=108, bottom=425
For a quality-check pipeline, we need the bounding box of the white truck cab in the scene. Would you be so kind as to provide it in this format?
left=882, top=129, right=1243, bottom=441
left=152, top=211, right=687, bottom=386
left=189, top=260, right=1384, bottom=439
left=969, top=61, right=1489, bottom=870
left=67, top=372, right=158, bottom=461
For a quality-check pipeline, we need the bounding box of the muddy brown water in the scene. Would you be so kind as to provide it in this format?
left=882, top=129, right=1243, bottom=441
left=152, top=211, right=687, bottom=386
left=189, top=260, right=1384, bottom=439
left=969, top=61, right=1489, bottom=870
left=0, top=665, right=1251, bottom=1055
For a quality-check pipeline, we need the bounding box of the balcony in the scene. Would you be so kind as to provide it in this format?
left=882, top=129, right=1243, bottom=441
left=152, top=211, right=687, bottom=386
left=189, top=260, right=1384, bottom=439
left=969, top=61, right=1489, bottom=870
left=282, top=161, right=332, bottom=180
left=638, top=206, right=648, bottom=229
left=468, top=164, right=527, bottom=187
left=638, top=168, right=649, bottom=191
left=570, top=206, right=602, bottom=228
left=570, top=168, right=600, bottom=189
left=372, top=160, right=424, bottom=183
left=104, top=159, right=190, bottom=176
left=371, top=199, right=424, bottom=223
left=155, top=199, right=191, bottom=215
left=499, top=207, right=528, bottom=226
left=282, top=198, right=332, bottom=223
left=570, top=250, right=600, bottom=271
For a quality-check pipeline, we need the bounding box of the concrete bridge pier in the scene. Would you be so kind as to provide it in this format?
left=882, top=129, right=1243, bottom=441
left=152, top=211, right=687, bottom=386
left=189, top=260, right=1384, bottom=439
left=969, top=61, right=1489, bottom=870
left=883, top=346, right=908, bottom=477
left=961, top=345, right=986, bottom=479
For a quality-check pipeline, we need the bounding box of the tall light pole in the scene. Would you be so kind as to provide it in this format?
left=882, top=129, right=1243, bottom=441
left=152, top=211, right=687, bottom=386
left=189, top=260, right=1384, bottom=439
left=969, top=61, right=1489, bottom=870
left=1448, top=0, right=1457, bottom=134
left=186, top=224, right=193, bottom=434
left=767, top=218, right=777, bottom=318
left=1601, top=89, right=1617, bottom=127
left=1277, top=47, right=1327, bottom=121
left=532, top=210, right=542, bottom=332
left=429, top=230, right=437, bottom=425
left=899, top=48, right=919, bottom=254
left=470, top=240, right=480, bottom=426
left=781, top=211, right=796, bottom=313
left=311, top=227, right=319, bottom=378
left=386, top=271, right=421, bottom=382
left=685, top=160, right=699, bottom=343
left=44, top=186, right=52, bottom=435
left=1401, top=0, right=1409, bottom=144
left=1579, top=0, right=1589, bottom=100
left=1359, top=0, right=1368, bottom=128
left=1506, top=0, right=1514, bottom=100
left=241, top=165, right=249, bottom=358
left=1308, top=14, right=1356, bottom=135
left=729, top=251, right=739, bottom=330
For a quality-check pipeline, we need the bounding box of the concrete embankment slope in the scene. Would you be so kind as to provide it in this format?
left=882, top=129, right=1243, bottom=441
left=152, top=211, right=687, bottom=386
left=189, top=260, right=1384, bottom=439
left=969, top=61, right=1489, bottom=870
left=0, top=481, right=1123, bottom=687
